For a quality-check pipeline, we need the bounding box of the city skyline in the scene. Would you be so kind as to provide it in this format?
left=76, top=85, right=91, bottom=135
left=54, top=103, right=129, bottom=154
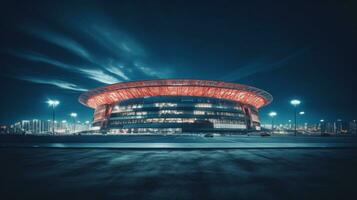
left=1, top=1, right=357, bottom=124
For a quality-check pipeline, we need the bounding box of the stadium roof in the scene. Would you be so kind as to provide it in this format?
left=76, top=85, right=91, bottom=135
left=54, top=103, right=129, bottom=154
left=79, top=79, right=273, bottom=109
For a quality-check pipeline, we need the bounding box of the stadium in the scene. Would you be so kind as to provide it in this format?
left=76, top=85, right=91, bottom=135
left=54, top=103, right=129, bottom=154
left=79, top=79, right=272, bottom=134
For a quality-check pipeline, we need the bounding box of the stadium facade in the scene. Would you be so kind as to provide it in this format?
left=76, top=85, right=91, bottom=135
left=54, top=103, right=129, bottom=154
left=79, top=79, right=272, bottom=134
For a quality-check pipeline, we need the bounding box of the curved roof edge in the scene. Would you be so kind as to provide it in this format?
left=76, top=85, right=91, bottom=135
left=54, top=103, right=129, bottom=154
left=79, top=79, right=273, bottom=109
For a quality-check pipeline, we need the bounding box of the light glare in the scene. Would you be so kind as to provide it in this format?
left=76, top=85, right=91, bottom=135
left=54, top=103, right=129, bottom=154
left=47, top=99, right=60, bottom=107
left=269, top=111, right=277, bottom=117
left=290, top=99, right=301, bottom=106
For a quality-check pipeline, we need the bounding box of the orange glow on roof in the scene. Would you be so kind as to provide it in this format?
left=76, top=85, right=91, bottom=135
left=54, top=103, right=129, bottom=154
left=79, top=79, right=272, bottom=109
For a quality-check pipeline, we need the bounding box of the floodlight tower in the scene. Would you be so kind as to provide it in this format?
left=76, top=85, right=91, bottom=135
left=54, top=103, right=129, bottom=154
left=269, top=111, right=277, bottom=133
left=46, top=99, right=60, bottom=135
left=320, top=119, right=325, bottom=135
left=290, top=99, right=301, bottom=136
left=299, top=111, right=305, bottom=131
left=70, top=113, right=78, bottom=133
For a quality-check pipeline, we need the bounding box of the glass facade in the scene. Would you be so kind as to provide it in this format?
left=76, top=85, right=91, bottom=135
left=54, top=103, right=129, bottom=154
left=96, top=96, right=261, bottom=134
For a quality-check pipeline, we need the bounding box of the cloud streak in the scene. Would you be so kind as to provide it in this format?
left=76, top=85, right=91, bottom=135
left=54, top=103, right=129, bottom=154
left=11, top=17, right=177, bottom=91
left=19, top=76, right=87, bottom=91
left=134, top=61, right=172, bottom=78
left=105, top=64, right=130, bottom=80
left=24, top=27, right=91, bottom=60
left=11, top=50, right=72, bottom=70
left=11, top=50, right=122, bottom=84
left=84, top=24, right=145, bottom=57
left=221, top=49, right=307, bottom=81
left=68, top=20, right=172, bottom=79
left=77, top=68, right=121, bottom=84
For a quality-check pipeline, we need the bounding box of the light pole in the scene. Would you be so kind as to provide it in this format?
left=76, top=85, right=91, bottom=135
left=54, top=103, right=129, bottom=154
left=70, top=113, right=77, bottom=133
left=336, top=119, right=342, bottom=134
left=299, top=111, right=305, bottom=131
left=320, top=119, right=324, bottom=135
left=46, top=99, right=60, bottom=135
left=269, top=111, right=277, bottom=133
left=290, top=99, right=301, bottom=136
left=85, top=121, right=90, bottom=131
left=62, top=120, right=67, bottom=133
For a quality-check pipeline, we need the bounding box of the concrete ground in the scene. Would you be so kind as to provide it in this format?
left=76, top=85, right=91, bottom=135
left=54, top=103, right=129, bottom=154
left=1, top=135, right=357, bottom=149
left=1, top=135, right=357, bottom=199
left=1, top=148, right=357, bottom=200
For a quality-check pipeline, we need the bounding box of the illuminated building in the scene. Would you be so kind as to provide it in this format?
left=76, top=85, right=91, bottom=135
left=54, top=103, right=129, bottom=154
left=79, top=79, right=272, bottom=134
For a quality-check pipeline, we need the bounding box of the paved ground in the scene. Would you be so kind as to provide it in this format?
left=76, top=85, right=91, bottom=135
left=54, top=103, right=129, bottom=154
left=1, top=135, right=357, bottom=199
left=1, top=148, right=357, bottom=200
left=1, top=135, right=357, bottom=149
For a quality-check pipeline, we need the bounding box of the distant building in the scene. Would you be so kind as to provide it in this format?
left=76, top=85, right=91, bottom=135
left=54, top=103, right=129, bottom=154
left=335, top=120, right=348, bottom=134
left=349, top=120, right=357, bottom=134
left=19, top=120, right=31, bottom=134
left=0, top=125, right=9, bottom=134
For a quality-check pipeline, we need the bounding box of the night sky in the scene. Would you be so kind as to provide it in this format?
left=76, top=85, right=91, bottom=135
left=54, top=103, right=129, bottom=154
left=0, top=0, right=356, bottom=124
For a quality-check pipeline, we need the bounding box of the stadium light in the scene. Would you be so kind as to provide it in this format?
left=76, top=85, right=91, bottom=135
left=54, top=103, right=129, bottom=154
left=70, top=113, right=77, bottom=133
left=269, top=111, right=277, bottom=117
left=299, top=111, right=305, bottom=115
left=320, top=119, right=325, bottom=135
left=290, top=99, right=301, bottom=106
left=290, top=99, right=301, bottom=136
left=269, top=111, right=277, bottom=132
left=46, top=99, right=60, bottom=135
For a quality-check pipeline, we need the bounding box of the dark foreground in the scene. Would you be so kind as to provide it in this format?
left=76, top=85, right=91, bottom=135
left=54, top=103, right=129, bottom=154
left=1, top=148, right=357, bottom=200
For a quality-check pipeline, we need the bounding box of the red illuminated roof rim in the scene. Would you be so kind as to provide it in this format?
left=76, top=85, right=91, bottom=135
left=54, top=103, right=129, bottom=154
left=79, top=78, right=273, bottom=107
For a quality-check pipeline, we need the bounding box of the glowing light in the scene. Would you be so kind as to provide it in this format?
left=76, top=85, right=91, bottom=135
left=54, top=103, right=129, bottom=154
left=320, top=119, right=324, bottom=122
left=47, top=99, right=60, bottom=107
left=299, top=111, right=305, bottom=115
left=269, top=111, right=277, bottom=117
left=79, top=80, right=272, bottom=109
left=290, top=99, right=301, bottom=106
left=70, top=113, right=77, bottom=117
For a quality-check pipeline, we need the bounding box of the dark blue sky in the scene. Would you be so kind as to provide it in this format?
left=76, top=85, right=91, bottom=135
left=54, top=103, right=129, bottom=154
left=0, top=0, right=356, bottom=124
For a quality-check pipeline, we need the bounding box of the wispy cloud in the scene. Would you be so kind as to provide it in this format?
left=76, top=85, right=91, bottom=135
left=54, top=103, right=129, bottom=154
left=104, top=64, right=130, bottom=80
left=10, top=50, right=72, bottom=70
left=19, top=76, right=87, bottom=91
left=86, top=24, right=145, bottom=57
left=11, top=50, right=122, bottom=84
left=12, top=17, right=177, bottom=89
left=77, top=68, right=121, bottom=84
left=134, top=61, right=172, bottom=78
left=221, top=49, right=307, bottom=81
left=24, top=27, right=91, bottom=60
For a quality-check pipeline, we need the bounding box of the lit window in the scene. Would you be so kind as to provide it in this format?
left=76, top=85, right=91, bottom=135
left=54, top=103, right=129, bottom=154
left=193, top=110, right=205, bottom=115
left=159, top=110, right=183, bottom=115
left=154, top=103, right=177, bottom=108
left=195, top=103, right=212, bottom=108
